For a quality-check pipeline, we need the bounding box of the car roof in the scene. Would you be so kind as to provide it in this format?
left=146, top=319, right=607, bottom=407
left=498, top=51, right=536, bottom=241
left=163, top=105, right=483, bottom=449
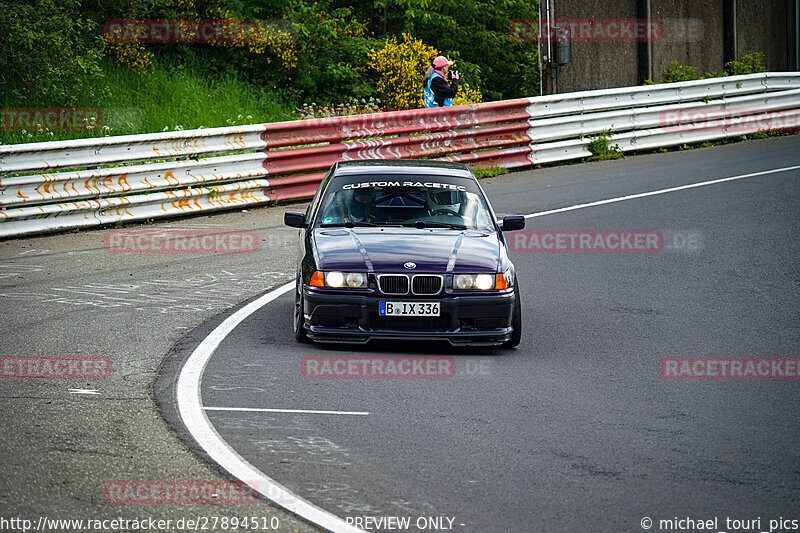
left=333, top=159, right=474, bottom=178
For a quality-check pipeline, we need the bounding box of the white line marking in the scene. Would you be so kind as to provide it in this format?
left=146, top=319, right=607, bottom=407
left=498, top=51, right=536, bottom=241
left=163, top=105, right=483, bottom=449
left=177, top=282, right=365, bottom=533
left=524, top=164, right=800, bottom=218
left=68, top=389, right=100, bottom=395
left=204, top=407, right=370, bottom=416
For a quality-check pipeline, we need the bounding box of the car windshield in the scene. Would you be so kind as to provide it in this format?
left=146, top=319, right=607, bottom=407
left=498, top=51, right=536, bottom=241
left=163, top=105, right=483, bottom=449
left=315, top=176, right=495, bottom=231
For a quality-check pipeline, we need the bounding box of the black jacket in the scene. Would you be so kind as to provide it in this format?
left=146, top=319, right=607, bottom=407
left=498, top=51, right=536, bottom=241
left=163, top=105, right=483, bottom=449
left=430, top=75, right=459, bottom=106
left=423, top=68, right=460, bottom=107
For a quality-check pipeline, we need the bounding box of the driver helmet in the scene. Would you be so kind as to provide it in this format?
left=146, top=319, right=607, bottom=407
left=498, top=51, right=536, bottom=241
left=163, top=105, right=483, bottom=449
left=348, top=190, right=374, bottom=220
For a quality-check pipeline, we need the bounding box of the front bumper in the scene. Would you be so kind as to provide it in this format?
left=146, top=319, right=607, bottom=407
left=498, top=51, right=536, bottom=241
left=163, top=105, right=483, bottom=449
left=302, top=286, right=515, bottom=346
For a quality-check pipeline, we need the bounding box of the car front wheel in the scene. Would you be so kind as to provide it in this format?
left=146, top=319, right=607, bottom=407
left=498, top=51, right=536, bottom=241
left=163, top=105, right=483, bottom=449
left=294, top=281, right=310, bottom=343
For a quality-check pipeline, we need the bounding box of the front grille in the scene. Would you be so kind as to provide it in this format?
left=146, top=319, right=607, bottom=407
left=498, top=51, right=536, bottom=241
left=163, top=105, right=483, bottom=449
left=378, top=275, right=409, bottom=294
left=412, top=275, right=442, bottom=295
left=369, top=313, right=451, bottom=331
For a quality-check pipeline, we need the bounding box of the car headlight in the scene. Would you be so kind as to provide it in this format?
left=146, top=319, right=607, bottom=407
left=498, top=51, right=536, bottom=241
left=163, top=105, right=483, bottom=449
left=326, top=271, right=345, bottom=287
left=452, top=273, right=510, bottom=290
left=311, top=271, right=368, bottom=288
left=344, top=272, right=367, bottom=288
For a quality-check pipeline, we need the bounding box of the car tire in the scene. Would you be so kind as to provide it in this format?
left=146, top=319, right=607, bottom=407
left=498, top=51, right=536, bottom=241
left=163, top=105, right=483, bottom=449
left=294, top=281, right=310, bottom=343
left=502, top=280, right=521, bottom=348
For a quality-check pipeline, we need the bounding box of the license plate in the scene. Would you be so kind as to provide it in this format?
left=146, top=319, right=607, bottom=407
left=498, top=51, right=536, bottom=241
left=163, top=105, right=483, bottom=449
left=379, top=301, right=440, bottom=316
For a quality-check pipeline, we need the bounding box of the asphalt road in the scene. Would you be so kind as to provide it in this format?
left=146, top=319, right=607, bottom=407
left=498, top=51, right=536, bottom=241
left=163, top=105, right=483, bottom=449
left=164, top=136, right=800, bottom=531
left=2, top=135, right=798, bottom=533
left=0, top=210, right=311, bottom=530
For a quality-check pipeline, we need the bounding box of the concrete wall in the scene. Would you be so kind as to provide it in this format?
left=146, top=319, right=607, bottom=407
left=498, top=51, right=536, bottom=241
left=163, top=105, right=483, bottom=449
left=737, top=0, right=788, bottom=70
left=651, top=0, right=724, bottom=79
left=548, top=0, right=790, bottom=93
left=552, top=0, right=639, bottom=91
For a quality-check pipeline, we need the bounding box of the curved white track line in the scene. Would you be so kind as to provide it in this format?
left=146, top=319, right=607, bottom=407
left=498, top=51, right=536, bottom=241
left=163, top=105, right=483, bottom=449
left=176, top=281, right=364, bottom=533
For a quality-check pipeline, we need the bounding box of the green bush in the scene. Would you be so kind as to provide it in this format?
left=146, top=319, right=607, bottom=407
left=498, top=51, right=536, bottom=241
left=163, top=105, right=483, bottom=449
left=661, top=61, right=700, bottom=83
left=654, top=52, right=768, bottom=84
left=282, top=1, right=377, bottom=103
left=586, top=130, right=624, bottom=161
left=721, top=52, right=767, bottom=76
left=0, top=0, right=105, bottom=105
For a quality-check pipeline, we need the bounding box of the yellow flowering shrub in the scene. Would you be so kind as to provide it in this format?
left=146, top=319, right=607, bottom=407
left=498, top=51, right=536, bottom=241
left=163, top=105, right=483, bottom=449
left=368, top=33, right=434, bottom=109
left=255, top=22, right=298, bottom=69
left=368, top=33, right=482, bottom=110
left=454, top=83, right=483, bottom=106
left=103, top=37, right=154, bottom=75
left=205, top=7, right=298, bottom=69
left=103, top=4, right=298, bottom=75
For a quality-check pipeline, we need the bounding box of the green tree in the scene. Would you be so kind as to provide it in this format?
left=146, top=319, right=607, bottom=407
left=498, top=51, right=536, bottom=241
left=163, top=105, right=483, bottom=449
left=284, top=0, right=376, bottom=103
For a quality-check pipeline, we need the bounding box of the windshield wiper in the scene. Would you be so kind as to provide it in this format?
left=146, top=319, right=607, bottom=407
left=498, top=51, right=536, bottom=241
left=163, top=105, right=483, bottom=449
left=401, top=221, right=467, bottom=230
left=320, top=221, right=378, bottom=227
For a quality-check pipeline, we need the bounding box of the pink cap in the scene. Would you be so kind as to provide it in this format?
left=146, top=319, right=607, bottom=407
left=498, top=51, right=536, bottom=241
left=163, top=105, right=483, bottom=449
left=432, top=56, right=453, bottom=68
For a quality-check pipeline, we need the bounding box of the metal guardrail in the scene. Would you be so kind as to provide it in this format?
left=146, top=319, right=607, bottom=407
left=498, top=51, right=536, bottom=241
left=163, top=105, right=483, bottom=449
left=1, top=72, right=798, bottom=238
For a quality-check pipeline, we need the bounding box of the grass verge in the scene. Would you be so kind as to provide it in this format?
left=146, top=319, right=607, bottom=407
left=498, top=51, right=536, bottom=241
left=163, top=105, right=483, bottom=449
left=1, top=59, right=296, bottom=145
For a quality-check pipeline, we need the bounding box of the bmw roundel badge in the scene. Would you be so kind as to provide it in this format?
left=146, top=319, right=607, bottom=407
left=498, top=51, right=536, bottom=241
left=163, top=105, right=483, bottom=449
left=403, top=262, right=416, bottom=270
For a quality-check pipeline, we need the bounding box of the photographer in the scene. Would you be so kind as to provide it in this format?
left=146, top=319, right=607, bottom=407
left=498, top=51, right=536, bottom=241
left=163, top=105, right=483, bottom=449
left=423, top=56, right=460, bottom=108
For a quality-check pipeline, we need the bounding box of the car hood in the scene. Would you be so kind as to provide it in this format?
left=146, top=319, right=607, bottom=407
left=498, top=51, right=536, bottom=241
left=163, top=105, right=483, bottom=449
left=312, top=227, right=501, bottom=273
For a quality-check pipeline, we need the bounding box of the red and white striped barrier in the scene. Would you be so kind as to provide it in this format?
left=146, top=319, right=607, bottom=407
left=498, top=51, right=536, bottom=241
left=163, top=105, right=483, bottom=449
left=1, top=72, right=798, bottom=237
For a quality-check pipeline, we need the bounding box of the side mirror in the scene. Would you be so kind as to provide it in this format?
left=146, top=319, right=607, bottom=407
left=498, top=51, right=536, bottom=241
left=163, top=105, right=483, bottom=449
left=284, top=211, right=306, bottom=228
left=501, top=215, right=525, bottom=232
